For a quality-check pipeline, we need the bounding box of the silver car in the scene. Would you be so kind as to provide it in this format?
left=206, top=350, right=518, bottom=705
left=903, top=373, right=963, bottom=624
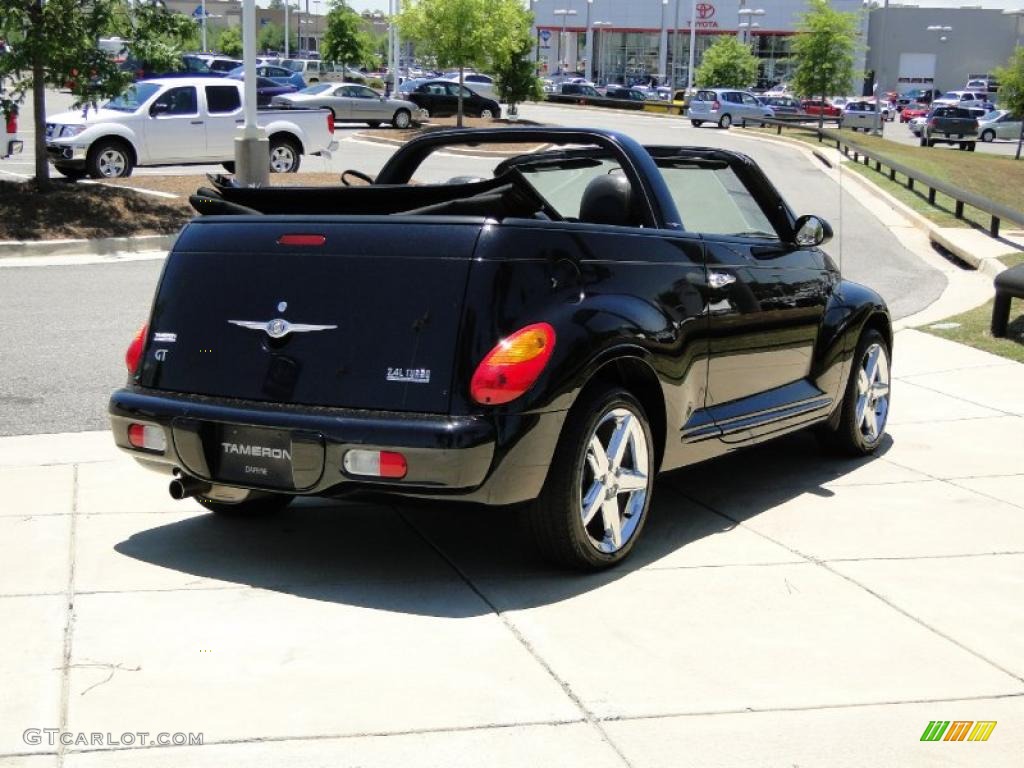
left=271, top=82, right=426, bottom=129
left=688, top=88, right=774, bottom=129
left=978, top=110, right=1022, bottom=142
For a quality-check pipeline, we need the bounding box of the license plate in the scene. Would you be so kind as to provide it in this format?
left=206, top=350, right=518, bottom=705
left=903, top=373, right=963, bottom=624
left=215, top=424, right=296, bottom=488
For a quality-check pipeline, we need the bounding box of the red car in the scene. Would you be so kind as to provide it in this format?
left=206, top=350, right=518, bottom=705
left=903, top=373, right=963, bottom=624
left=900, top=103, right=929, bottom=123
left=801, top=99, right=841, bottom=117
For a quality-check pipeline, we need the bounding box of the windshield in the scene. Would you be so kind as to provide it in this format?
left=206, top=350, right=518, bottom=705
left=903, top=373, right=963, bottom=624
left=104, top=82, right=160, bottom=112
left=280, top=59, right=304, bottom=73
left=942, top=92, right=959, bottom=100
left=299, top=83, right=331, bottom=95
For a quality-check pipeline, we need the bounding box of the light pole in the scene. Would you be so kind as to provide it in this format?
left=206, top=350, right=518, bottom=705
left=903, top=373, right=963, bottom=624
left=236, top=0, right=268, bottom=187
left=658, top=0, right=669, bottom=88
left=737, top=8, right=764, bottom=44
left=593, top=20, right=612, bottom=85
left=585, top=0, right=594, bottom=84
left=926, top=24, right=952, bottom=93
left=671, top=0, right=681, bottom=93
left=553, top=8, right=578, bottom=75
left=687, top=0, right=698, bottom=91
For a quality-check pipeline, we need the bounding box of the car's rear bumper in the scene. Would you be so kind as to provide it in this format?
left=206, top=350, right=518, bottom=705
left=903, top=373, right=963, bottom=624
left=109, top=387, right=566, bottom=506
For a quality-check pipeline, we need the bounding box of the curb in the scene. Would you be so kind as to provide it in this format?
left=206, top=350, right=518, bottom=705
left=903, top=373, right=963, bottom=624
left=349, top=131, right=551, bottom=158
left=735, top=128, right=1016, bottom=278
left=0, top=233, right=176, bottom=259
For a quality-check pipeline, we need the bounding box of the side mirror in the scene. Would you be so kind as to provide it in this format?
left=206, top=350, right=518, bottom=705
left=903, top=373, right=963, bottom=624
left=150, top=101, right=170, bottom=116
left=792, top=214, right=833, bottom=247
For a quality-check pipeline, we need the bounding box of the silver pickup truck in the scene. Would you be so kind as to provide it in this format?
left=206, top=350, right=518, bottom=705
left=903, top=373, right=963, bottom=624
left=44, top=76, right=338, bottom=178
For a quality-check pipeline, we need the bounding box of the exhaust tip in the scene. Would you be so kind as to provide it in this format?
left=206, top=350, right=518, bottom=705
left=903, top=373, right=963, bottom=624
left=169, top=476, right=209, bottom=501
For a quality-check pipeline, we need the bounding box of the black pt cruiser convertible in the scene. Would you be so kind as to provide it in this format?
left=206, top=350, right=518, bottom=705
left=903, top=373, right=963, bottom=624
left=110, top=127, right=892, bottom=570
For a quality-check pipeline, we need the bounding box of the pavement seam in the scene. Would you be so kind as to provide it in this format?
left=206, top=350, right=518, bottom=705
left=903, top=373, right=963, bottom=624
left=392, top=506, right=636, bottom=768
left=890, top=379, right=1022, bottom=419
left=675, top=490, right=1024, bottom=687
left=56, top=464, right=80, bottom=768
left=877, top=454, right=1024, bottom=513
left=595, top=690, right=1024, bottom=723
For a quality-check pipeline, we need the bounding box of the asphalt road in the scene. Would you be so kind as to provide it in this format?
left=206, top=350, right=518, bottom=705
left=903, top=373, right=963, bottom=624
left=0, top=99, right=947, bottom=437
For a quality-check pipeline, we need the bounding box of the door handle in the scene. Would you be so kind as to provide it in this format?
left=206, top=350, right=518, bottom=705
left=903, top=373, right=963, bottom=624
left=708, top=271, right=737, bottom=290
left=190, top=120, right=204, bottom=125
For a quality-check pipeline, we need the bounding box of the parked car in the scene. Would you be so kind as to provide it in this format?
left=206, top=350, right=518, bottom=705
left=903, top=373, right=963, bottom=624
left=898, top=88, right=942, bottom=107
left=899, top=102, right=929, bottom=122
left=560, top=83, right=601, bottom=98
left=760, top=95, right=803, bottom=115
left=688, top=88, right=774, bottom=128
left=121, top=54, right=216, bottom=81
left=800, top=99, right=841, bottom=118
left=201, top=56, right=242, bottom=74
left=44, top=77, right=337, bottom=178
left=605, top=87, right=648, bottom=103
left=252, top=77, right=298, bottom=107
left=840, top=100, right=893, bottom=131
left=908, top=115, right=927, bottom=136
left=931, top=90, right=990, bottom=108
left=965, top=76, right=999, bottom=94
left=272, top=82, right=425, bottom=128
left=278, top=59, right=355, bottom=84
left=110, top=126, right=892, bottom=570
left=440, top=72, right=495, bottom=99
left=228, top=64, right=305, bottom=90
left=977, top=110, right=1022, bottom=142
left=919, top=105, right=979, bottom=150
left=405, top=80, right=501, bottom=118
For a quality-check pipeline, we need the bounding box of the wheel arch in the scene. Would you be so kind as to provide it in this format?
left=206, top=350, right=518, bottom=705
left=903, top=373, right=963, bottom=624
left=570, top=353, right=667, bottom=473
left=89, top=134, right=138, bottom=167
left=268, top=130, right=304, bottom=155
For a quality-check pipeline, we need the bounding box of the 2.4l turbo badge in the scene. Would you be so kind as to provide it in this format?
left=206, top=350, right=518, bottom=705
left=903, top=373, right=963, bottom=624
left=386, top=367, right=431, bottom=384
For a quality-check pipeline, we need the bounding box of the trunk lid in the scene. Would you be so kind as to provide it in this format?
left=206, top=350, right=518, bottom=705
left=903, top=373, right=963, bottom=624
left=138, top=217, right=482, bottom=414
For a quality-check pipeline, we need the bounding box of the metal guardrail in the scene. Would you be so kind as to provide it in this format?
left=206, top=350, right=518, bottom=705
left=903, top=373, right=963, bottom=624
left=740, top=115, right=1024, bottom=239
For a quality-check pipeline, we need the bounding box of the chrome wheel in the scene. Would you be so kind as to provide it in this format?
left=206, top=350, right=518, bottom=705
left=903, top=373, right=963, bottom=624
left=97, top=148, right=127, bottom=177
left=855, top=343, right=890, bottom=444
left=393, top=109, right=411, bottom=129
left=480, top=108, right=494, bottom=119
left=580, top=407, right=651, bottom=554
left=269, top=143, right=297, bottom=173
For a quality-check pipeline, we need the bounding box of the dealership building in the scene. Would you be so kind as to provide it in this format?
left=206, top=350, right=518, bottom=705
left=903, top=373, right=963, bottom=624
left=530, top=0, right=1022, bottom=95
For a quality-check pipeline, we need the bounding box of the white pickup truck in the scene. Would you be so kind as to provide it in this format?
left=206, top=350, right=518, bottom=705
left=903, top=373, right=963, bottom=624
left=44, top=77, right=337, bottom=179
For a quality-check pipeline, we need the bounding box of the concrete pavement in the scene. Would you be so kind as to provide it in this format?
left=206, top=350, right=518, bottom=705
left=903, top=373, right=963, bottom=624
left=1, top=328, right=1022, bottom=767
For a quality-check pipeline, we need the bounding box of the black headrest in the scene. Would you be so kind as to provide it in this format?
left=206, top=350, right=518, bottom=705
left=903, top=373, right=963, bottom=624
left=579, top=173, right=636, bottom=227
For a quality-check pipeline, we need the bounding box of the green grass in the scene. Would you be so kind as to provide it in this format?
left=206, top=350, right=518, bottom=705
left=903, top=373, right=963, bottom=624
left=746, top=124, right=1024, bottom=229
left=921, top=253, right=1024, bottom=363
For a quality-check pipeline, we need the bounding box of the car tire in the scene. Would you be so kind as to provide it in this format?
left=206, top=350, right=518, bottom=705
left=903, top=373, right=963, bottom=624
left=967, top=142, right=976, bottom=152
left=690, top=120, right=703, bottom=127
left=817, top=328, right=891, bottom=457
left=479, top=108, right=494, bottom=119
left=221, top=161, right=235, bottom=173
left=197, top=492, right=294, bottom=517
left=718, top=113, right=732, bottom=129
left=392, top=108, right=411, bottom=129
left=86, top=139, right=133, bottom=179
left=268, top=137, right=301, bottom=173
left=366, top=120, right=382, bottom=128
left=981, top=129, right=995, bottom=142
left=919, top=137, right=930, bottom=147
left=525, top=386, right=654, bottom=571
left=54, top=165, right=87, bottom=181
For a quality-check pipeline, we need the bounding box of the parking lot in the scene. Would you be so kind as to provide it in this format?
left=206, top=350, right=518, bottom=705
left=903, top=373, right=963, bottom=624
left=2, top=95, right=1023, bottom=766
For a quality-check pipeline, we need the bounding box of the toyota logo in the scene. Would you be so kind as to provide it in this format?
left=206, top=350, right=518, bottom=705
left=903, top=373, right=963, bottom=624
left=696, top=2, right=715, bottom=20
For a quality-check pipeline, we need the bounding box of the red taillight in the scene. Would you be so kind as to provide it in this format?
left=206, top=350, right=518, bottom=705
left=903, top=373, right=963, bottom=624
left=711, top=100, right=721, bottom=111
left=127, top=423, right=167, bottom=452
left=326, top=111, right=335, bottom=134
left=470, top=323, right=555, bottom=406
left=929, top=118, right=937, bottom=127
left=278, top=233, right=326, bottom=246
left=125, top=323, right=147, bottom=374
left=5, top=113, right=16, bottom=135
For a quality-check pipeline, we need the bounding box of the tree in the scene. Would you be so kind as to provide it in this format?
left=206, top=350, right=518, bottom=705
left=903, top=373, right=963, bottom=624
left=0, top=0, right=193, bottom=190
left=790, top=0, right=861, bottom=127
left=993, top=46, right=1024, bottom=160
left=398, top=0, right=491, bottom=127
left=257, top=22, right=296, bottom=55
left=217, top=25, right=243, bottom=57
left=491, top=1, right=541, bottom=116
left=322, top=1, right=371, bottom=72
left=694, top=37, right=758, bottom=89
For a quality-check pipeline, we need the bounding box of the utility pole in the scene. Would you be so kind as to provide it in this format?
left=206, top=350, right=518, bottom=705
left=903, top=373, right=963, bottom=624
left=686, top=0, right=697, bottom=90
left=285, top=1, right=290, bottom=58
left=235, top=0, right=269, bottom=187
